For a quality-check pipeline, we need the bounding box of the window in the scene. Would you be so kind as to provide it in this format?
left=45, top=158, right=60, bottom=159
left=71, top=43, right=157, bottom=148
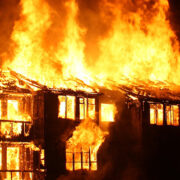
left=79, top=98, right=87, bottom=120
left=0, top=144, right=34, bottom=179
left=7, top=100, right=19, bottom=120
left=58, top=96, right=75, bottom=120
left=166, top=105, right=179, bottom=126
left=0, top=99, right=32, bottom=137
left=101, top=104, right=116, bottom=122
left=40, top=149, right=45, bottom=171
left=66, top=147, right=97, bottom=171
left=88, top=98, right=95, bottom=119
left=6, top=147, right=20, bottom=179
left=149, top=103, right=180, bottom=126
left=79, top=98, right=96, bottom=120
left=58, top=96, right=96, bottom=120
left=150, top=104, right=163, bottom=125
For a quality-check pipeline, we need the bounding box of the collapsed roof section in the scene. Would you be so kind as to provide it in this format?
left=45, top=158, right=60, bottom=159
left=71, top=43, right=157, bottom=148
left=1, top=69, right=99, bottom=96
left=2, top=69, right=180, bottom=102
left=115, top=79, right=180, bottom=103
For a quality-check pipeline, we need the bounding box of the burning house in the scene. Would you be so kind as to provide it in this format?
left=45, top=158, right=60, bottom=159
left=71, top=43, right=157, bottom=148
left=0, top=70, right=46, bottom=180
left=0, top=69, right=180, bottom=180
left=1, top=0, right=180, bottom=179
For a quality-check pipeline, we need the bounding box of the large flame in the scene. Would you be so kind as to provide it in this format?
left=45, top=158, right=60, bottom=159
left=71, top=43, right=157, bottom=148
left=4, top=0, right=180, bottom=90
left=93, top=0, right=180, bottom=85
left=7, top=0, right=91, bottom=90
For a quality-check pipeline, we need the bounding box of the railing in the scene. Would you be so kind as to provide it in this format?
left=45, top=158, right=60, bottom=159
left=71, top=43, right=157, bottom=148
left=0, top=119, right=32, bottom=138
left=0, top=170, right=45, bottom=180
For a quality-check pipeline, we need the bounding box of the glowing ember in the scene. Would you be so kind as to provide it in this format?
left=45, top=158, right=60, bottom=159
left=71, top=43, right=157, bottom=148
left=0, top=99, right=31, bottom=138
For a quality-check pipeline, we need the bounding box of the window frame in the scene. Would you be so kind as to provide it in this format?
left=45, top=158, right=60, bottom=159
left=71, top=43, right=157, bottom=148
left=78, top=97, right=96, bottom=120
left=58, top=95, right=76, bottom=120
left=149, top=102, right=180, bottom=126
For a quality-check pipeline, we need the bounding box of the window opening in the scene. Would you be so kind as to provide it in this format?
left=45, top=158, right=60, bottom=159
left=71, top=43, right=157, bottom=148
left=7, top=147, right=20, bottom=179
left=66, top=147, right=97, bottom=171
left=88, top=98, right=95, bottom=119
left=79, top=98, right=96, bottom=120
left=150, top=104, right=163, bottom=125
left=101, top=104, right=116, bottom=122
left=58, top=96, right=75, bottom=120
left=166, top=105, right=179, bottom=126
left=79, top=98, right=87, bottom=120
left=0, top=98, right=32, bottom=138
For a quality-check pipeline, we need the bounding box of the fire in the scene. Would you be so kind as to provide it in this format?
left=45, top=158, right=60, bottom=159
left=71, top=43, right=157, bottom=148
left=0, top=100, right=31, bottom=137
left=93, top=0, right=180, bottom=86
left=150, top=104, right=163, bottom=125
left=150, top=104, right=179, bottom=126
left=101, top=104, right=116, bottom=122
left=166, top=105, right=179, bottom=126
left=58, top=96, right=76, bottom=120
left=66, top=119, right=107, bottom=171
left=7, top=147, right=20, bottom=180
left=1, top=0, right=178, bottom=91
left=7, top=0, right=92, bottom=91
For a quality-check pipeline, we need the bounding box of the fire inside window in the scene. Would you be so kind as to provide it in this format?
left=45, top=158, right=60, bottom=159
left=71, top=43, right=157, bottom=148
left=150, top=104, right=179, bottom=126
left=101, top=104, right=116, bottom=122
left=150, top=104, right=163, bottom=125
left=66, top=147, right=97, bottom=171
left=40, top=149, right=45, bottom=171
left=79, top=97, right=95, bottom=120
left=58, top=96, right=75, bottom=120
left=166, top=105, right=179, bottom=126
left=0, top=144, right=33, bottom=179
left=0, top=99, right=32, bottom=137
left=58, top=96, right=96, bottom=120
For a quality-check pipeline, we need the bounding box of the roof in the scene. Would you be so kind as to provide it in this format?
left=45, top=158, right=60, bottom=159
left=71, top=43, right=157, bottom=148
left=0, top=69, right=99, bottom=96
left=116, top=79, right=180, bottom=102
left=1, top=69, right=180, bottom=102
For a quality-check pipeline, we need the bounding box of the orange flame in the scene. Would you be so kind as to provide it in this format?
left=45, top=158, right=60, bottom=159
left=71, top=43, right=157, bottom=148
left=2, top=0, right=179, bottom=90
left=66, top=119, right=107, bottom=171
left=101, top=104, right=116, bottom=122
left=0, top=100, right=31, bottom=137
left=7, top=147, right=20, bottom=179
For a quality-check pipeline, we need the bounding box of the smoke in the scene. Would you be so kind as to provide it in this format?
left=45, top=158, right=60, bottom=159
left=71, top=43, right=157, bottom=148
left=97, top=99, right=143, bottom=180
left=168, top=0, right=180, bottom=40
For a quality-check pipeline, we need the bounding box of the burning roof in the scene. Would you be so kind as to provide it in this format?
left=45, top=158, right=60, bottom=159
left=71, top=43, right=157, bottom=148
left=1, top=68, right=180, bottom=103
left=0, top=69, right=32, bottom=93
left=0, top=0, right=179, bottom=91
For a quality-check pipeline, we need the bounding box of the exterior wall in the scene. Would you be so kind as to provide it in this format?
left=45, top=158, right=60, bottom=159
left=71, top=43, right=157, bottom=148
left=97, top=93, right=143, bottom=179
left=142, top=100, right=180, bottom=179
